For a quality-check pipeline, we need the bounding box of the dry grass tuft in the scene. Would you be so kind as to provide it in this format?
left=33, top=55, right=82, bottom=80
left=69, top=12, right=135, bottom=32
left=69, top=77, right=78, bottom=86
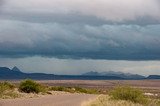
left=83, top=95, right=160, bottom=106
left=82, top=95, right=143, bottom=106
left=109, top=86, right=147, bottom=104
left=0, top=82, right=20, bottom=99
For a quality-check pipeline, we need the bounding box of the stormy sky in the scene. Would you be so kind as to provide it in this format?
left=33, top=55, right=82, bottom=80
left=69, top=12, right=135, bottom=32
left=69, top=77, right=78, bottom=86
left=0, top=0, right=160, bottom=75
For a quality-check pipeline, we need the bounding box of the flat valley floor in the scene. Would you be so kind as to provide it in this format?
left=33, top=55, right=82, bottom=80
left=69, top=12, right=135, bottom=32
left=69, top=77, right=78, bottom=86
left=0, top=80, right=160, bottom=106
left=39, top=80, right=160, bottom=94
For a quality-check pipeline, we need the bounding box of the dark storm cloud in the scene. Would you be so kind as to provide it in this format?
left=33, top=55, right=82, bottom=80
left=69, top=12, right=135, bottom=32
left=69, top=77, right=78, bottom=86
left=0, top=20, right=160, bottom=60
left=0, top=0, right=160, bottom=60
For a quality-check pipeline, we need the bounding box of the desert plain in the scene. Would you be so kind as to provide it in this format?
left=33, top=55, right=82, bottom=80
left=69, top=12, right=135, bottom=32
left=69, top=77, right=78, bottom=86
left=0, top=80, right=160, bottom=106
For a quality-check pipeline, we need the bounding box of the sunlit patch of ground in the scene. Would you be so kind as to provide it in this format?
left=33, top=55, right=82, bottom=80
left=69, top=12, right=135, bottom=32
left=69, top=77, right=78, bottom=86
left=82, top=95, right=160, bottom=106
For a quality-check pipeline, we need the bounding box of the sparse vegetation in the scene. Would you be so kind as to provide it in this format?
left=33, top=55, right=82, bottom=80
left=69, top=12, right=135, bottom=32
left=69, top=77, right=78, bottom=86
left=49, top=86, right=98, bottom=94
left=0, top=82, right=15, bottom=92
left=74, top=87, right=98, bottom=94
left=83, top=95, right=143, bottom=106
left=157, top=100, right=160, bottom=105
left=0, top=81, right=19, bottom=99
left=83, top=95, right=160, bottom=106
left=19, top=79, right=47, bottom=93
left=0, top=80, right=159, bottom=106
left=109, top=86, right=147, bottom=104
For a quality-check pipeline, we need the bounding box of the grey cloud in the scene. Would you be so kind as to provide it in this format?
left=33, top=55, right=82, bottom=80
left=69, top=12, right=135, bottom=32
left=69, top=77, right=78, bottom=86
left=0, top=0, right=4, bottom=6
left=1, top=0, right=160, bottom=25
left=0, top=0, right=160, bottom=60
left=0, top=12, right=160, bottom=26
left=0, top=0, right=5, bottom=11
left=0, top=20, right=160, bottom=60
left=0, top=12, right=107, bottom=26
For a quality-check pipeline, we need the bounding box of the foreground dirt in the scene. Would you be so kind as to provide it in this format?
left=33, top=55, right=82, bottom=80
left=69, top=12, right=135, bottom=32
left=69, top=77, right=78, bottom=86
left=0, top=93, right=97, bottom=106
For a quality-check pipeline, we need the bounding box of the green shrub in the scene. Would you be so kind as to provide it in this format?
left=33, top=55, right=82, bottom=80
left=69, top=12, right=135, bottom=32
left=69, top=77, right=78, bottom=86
left=109, top=86, right=147, bottom=104
left=19, top=79, right=46, bottom=93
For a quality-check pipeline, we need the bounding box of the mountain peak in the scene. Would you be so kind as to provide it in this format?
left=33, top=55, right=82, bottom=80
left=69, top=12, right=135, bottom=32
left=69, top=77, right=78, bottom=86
left=82, top=71, right=100, bottom=76
left=12, top=66, right=21, bottom=72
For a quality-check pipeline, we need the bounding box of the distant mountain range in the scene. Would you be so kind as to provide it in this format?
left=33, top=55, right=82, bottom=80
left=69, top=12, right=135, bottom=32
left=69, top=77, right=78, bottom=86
left=0, top=66, right=55, bottom=80
left=82, top=71, right=145, bottom=79
left=147, top=75, right=160, bottom=79
left=0, top=66, right=160, bottom=80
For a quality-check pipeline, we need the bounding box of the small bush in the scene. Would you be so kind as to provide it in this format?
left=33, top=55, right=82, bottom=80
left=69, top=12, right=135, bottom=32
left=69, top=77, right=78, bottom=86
left=19, top=79, right=46, bottom=93
left=109, top=86, right=147, bottom=104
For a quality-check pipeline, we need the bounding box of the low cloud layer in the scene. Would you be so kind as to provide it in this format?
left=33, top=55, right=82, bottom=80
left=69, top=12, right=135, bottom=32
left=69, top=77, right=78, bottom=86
left=1, top=57, right=160, bottom=75
left=0, top=19, right=160, bottom=60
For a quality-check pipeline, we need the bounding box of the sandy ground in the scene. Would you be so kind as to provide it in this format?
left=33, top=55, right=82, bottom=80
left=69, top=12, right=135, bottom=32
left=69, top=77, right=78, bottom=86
left=8, top=80, right=160, bottom=89
left=0, top=93, right=97, bottom=106
left=27, top=80, right=160, bottom=88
